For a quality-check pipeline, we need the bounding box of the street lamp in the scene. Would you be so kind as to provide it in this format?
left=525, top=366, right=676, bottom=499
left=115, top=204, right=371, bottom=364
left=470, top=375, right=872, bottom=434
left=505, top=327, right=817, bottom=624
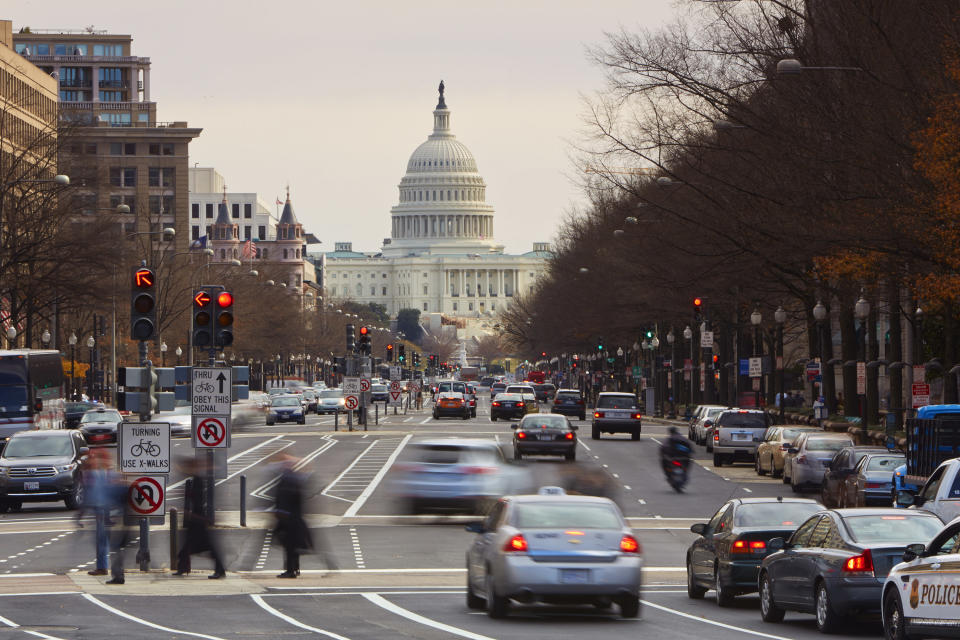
left=68, top=332, right=77, bottom=400
left=86, top=335, right=96, bottom=401
left=160, top=341, right=168, bottom=367
left=684, top=325, right=694, bottom=407
left=666, top=330, right=676, bottom=417
left=855, top=293, right=870, bottom=424
left=775, top=306, right=787, bottom=422
left=175, top=345, right=183, bottom=365
left=751, top=307, right=763, bottom=409
left=5, top=326, right=15, bottom=349
left=41, top=329, right=50, bottom=347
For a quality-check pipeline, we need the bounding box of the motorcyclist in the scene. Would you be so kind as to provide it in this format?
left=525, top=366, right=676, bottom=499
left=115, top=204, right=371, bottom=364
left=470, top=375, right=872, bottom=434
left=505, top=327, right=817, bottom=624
left=660, top=426, right=692, bottom=471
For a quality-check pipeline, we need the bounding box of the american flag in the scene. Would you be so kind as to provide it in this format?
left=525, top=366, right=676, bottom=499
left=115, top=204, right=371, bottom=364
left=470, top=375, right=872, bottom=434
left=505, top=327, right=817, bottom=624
left=276, top=197, right=283, bottom=206
left=241, top=240, right=257, bottom=260
left=0, top=298, right=24, bottom=333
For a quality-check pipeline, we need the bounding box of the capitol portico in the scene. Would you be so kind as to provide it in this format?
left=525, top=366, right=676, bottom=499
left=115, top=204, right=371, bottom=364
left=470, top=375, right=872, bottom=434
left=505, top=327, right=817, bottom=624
left=322, top=83, right=549, bottom=328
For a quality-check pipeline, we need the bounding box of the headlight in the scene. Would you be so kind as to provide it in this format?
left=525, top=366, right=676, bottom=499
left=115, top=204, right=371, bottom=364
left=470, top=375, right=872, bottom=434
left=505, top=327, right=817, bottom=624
left=0, top=467, right=7, bottom=477
left=57, top=463, right=78, bottom=473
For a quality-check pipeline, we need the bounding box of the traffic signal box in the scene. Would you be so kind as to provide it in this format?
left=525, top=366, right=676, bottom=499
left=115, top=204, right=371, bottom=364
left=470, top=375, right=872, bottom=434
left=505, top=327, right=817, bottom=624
left=118, top=365, right=175, bottom=416
left=386, top=344, right=395, bottom=362
left=694, top=297, right=703, bottom=322
left=358, top=326, right=371, bottom=355
left=346, top=324, right=356, bottom=353
left=215, top=291, right=234, bottom=348
left=130, top=266, right=158, bottom=341
left=192, top=289, right=213, bottom=347
left=398, top=344, right=406, bottom=363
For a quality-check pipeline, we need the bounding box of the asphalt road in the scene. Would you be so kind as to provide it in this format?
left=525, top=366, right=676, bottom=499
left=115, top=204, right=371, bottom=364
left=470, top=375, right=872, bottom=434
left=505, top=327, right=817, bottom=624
left=0, top=394, right=881, bottom=640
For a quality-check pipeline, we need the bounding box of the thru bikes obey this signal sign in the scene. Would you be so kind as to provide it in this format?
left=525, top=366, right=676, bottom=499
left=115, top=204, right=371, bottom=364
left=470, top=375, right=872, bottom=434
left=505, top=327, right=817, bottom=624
left=118, top=423, right=171, bottom=474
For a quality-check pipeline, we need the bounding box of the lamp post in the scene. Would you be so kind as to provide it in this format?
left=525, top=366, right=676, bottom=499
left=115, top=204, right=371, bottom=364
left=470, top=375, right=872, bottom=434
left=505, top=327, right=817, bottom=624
left=667, top=329, right=676, bottom=418
left=684, top=325, right=693, bottom=408
left=41, top=329, right=50, bottom=349
left=751, top=307, right=763, bottom=410
left=813, top=300, right=828, bottom=408
left=5, top=326, right=15, bottom=349
left=651, top=335, right=661, bottom=416
left=68, top=332, right=77, bottom=400
left=160, top=341, right=168, bottom=368
left=86, top=336, right=95, bottom=401
left=855, top=294, right=870, bottom=425
left=175, top=346, right=182, bottom=366
left=775, top=306, right=787, bottom=422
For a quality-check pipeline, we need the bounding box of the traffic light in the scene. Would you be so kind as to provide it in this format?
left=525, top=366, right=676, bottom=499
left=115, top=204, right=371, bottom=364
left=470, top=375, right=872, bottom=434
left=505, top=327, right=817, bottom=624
left=358, top=326, right=371, bottom=355
left=214, top=291, right=234, bottom=348
left=413, top=352, right=420, bottom=367
left=693, top=297, right=703, bottom=322
left=346, top=324, right=355, bottom=353
left=645, top=329, right=654, bottom=339
left=130, top=266, right=157, bottom=341
left=597, top=337, right=604, bottom=352
left=386, top=344, right=394, bottom=362
left=192, top=289, right=213, bottom=347
left=139, top=361, right=158, bottom=419
left=398, top=344, right=406, bottom=363
left=540, top=351, right=547, bottom=358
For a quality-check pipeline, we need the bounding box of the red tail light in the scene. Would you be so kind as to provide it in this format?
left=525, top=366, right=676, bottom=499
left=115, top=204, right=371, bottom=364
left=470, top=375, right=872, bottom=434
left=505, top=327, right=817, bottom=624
left=714, top=432, right=719, bottom=442
left=516, top=432, right=527, bottom=439
left=577, top=400, right=585, bottom=405
left=492, top=402, right=501, bottom=407
left=564, top=432, right=574, bottom=440
left=620, top=535, right=641, bottom=553
left=671, top=460, right=682, bottom=467
left=843, top=549, right=874, bottom=575
left=594, top=411, right=604, bottom=418
left=865, top=482, right=883, bottom=489
left=732, top=539, right=767, bottom=553
left=464, top=466, right=496, bottom=475
left=632, top=413, right=642, bottom=420
left=517, top=402, right=525, bottom=407
left=505, top=534, right=528, bottom=552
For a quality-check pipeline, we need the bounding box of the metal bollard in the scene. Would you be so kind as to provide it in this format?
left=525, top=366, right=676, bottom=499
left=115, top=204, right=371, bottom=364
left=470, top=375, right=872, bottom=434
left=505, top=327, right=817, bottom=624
left=136, top=518, right=150, bottom=572
left=240, top=475, right=247, bottom=527
left=375, top=403, right=379, bottom=426
left=169, top=508, right=178, bottom=572
left=334, top=410, right=339, bottom=431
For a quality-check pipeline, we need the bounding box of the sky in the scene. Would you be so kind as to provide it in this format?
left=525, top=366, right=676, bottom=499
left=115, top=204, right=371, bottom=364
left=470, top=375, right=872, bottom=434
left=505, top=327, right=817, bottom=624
left=8, top=0, right=677, bottom=254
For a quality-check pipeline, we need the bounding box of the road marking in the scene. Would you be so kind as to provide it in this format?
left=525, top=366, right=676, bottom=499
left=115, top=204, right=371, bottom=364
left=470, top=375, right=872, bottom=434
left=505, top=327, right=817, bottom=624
left=0, top=611, right=65, bottom=639
left=321, top=440, right=381, bottom=500
left=256, top=531, right=272, bottom=570
left=624, top=485, right=632, bottom=491
left=363, top=593, right=495, bottom=640
left=650, top=437, right=662, bottom=445
left=419, top=417, right=432, bottom=424
left=82, top=593, right=228, bottom=640
left=251, top=594, right=352, bottom=640
left=343, top=434, right=412, bottom=518
left=743, top=487, right=753, bottom=493
left=637, top=499, right=646, bottom=504
left=251, top=436, right=337, bottom=501
left=612, top=473, right=619, bottom=478
left=639, top=599, right=791, bottom=639
left=404, top=417, right=414, bottom=423
left=349, top=527, right=366, bottom=568
left=167, top=434, right=286, bottom=492
left=577, top=440, right=591, bottom=451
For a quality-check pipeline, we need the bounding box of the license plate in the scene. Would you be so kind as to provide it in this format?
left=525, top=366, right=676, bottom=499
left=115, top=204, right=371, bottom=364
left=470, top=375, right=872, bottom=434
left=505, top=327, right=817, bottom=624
left=560, top=569, right=590, bottom=584
left=538, top=434, right=552, bottom=440
left=23, top=482, right=39, bottom=491
left=732, top=433, right=750, bottom=441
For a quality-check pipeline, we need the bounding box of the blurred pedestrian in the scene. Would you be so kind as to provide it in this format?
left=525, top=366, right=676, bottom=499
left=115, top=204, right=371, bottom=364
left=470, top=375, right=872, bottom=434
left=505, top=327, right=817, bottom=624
left=174, top=457, right=226, bottom=579
left=416, top=388, right=423, bottom=410
left=273, top=454, right=311, bottom=578
left=76, top=448, right=113, bottom=576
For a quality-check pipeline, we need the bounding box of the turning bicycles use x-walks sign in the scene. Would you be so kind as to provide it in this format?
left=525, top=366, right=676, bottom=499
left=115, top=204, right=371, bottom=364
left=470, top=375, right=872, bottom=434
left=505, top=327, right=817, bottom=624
left=118, top=423, right=171, bottom=474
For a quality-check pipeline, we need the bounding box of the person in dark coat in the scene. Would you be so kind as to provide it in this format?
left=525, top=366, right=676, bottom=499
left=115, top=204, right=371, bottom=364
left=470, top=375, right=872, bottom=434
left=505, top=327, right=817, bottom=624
left=273, top=455, right=312, bottom=578
left=174, top=457, right=226, bottom=579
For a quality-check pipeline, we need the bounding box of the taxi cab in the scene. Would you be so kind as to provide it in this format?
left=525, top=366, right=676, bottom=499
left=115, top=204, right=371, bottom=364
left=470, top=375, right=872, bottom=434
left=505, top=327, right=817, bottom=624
left=883, top=516, right=960, bottom=639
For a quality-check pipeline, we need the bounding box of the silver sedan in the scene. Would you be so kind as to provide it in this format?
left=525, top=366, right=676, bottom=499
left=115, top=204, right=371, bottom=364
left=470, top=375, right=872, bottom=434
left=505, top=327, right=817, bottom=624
left=465, top=490, right=643, bottom=618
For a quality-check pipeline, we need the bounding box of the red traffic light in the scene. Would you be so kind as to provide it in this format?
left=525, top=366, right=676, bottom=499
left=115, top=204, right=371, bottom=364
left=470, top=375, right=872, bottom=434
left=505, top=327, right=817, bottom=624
left=386, top=344, right=394, bottom=351
left=359, top=326, right=369, bottom=336
left=694, top=297, right=702, bottom=307
left=194, top=291, right=211, bottom=307
left=217, top=292, right=234, bottom=308
left=133, top=268, right=154, bottom=288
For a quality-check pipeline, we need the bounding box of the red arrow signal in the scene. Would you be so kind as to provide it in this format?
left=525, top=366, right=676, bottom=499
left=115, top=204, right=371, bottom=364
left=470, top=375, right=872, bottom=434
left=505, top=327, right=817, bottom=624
left=134, top=269, right=154, bottom=288
left=194, top=291, right=211, bottom=307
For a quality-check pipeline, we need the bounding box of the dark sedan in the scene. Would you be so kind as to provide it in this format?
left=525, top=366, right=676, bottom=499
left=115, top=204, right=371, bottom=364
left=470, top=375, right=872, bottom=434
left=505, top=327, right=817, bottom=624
left=512, top=414, right=577, bottom=461
left=820, top=445, right=889, bottom=508
left=64, top=401, right=101, bottom=429
left=551, top=389, right=587, bottom=421
left=490, top=393, right=528, bottom=421
left=687, top=497, right=822, bottom=606
left=78, top=408, right=123, bottom=445
left=758, top=508, right=943, bottom=633
left=840, top=452, right=905, bottom=507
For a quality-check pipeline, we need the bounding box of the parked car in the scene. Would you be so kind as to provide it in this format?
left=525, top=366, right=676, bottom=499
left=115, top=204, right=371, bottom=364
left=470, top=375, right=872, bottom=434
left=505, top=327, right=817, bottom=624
left=712, top=409, right=771, bottom=467
left=783, top=432, right=855, bottom=493
left=491, top=393, right=532, bottom=421
left=755, top=426, right=821, bottom=477
left=820, top=445, right=890, bottom=508
left=758, top=508, right=943, bottom=633
left=465, top=490, right=642, bottom=619
left=0, top=430, right=89, bottom=511
left=78, top=407, right=124, bottom=445
left=690, top=405, right=727, bottom=446
left=551, top=389, right=587, bottom=421
left=266, top=395, right=305, bottom=425
left=433, top=392, right=470, bottom=420
left=512, top=414, right=577, bottom=461
left=840, top=452, right=905, bottom=507
left=686, top=497, right=822, bottom=606
left=591, top=392, right=642, bottom=441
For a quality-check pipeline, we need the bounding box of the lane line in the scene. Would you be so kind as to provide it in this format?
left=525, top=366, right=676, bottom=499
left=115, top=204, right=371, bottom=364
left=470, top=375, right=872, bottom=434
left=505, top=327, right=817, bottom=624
left=349, top=527, right=366, bottom=569
left=167, top=434, right=285, bottom=491
left=639, top=598, right=791, bottom=639
left=419, top=417, right=432, bottom=424
left=577, top=440, right=591, bottom=451
left=82, top=593, right=228, bottom=640
left=363, top=593, right=495, bottom=640
left=251, top=594, right=352, bottom=640
left=321, top=440, right=379, bottom=498
left=343, top=434, right=412, bottom=518
left=0, top=611, right=65, bottom=639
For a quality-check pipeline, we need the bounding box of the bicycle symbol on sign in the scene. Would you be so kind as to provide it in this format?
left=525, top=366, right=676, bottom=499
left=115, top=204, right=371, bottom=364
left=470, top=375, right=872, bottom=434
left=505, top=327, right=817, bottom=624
left=195, top=382, right=216, bottom=394
left=130, top=439, right=161, bottom=457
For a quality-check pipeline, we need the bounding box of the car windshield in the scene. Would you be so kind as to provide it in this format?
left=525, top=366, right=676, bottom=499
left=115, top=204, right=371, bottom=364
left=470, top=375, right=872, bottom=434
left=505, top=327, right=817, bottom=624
left=272, top=397, right=300, bottom=407
left=409, top=444, right=498, bottom=465
left=734, top=502, right=823, bottom=527
left=782, top=427, right=813, bottom=441
left=844, top=514, right=943, bottom=545
left=495, top=394, right=522, bottom=401
left=806, top=438, right=851, bottom=452
left=268, top=388, right=286, bottom=395
left=81, top=411, right=121, bottom=423
left=438, top=383, right=452, bottom=392
left=719, top=413, right=767, bottom=428
left=4, top=435, right=73, bottom=458
left=520, top=415, right=568, bottom=430
left=867, top=455, right=905, bottom=471
left=514, top=502, right=622, bottom=529
left=319, top=391, right=342, bottom=399
left=556, top=392, right=580, bottom=399
left=371, top=385, right=387, bottom=392
left=0, top=386, right=29, bottom=417
left=66, top=402, right=97, bottom=413
left=597, top=396, right=638, bottom=410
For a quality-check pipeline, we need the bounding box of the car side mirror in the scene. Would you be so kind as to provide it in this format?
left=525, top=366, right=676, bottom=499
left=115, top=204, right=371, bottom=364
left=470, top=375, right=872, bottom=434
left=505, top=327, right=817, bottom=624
left=788, top=447, right=799, bottom=454
left=464, top=521, right=485, bottom=534
left=570, top=424, right=578, bottom=430
left=768, top=537, right=785, bottom=552
left=690, top=523, right=707, bottom=536
left=902, top=543, right=926, bottom=562
left=78, top=446, right=90, bottom=456
left=897, top=491, right=917, bottom=507
left=511, top=424, right=519, bottom=429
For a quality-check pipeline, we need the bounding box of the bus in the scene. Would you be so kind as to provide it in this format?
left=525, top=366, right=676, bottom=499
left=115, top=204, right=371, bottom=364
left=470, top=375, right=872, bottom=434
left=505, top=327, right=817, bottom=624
left=0, top=350, right=65, bottom=440
left=526, top=370, right=546, bottom=384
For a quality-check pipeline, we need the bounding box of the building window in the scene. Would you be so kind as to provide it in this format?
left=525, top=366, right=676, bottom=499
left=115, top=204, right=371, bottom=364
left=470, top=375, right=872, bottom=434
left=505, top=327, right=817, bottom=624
left=296, top=249, right=300, bottom=258
left=206, top=225, right=212, bottom=237
left=100, top=112, right=131, bottom=126
left=220, top=249, right=226, bottom=260
left=491, top=303, right=496, bottom=310
left=99, top=91, right=122, bottom=101
left=423, top=302, right=428, bottom=311
left=109, top=167, right=136, bottom=187
left=296, top=275, right=301, bottom=286
left=258, top=225, right=266, bottom=239
left=382, top=273, right=387, bottom=279
left=469, top=303, right=474, bottom=311
left=283, top=249, right=288, bottom=259
left=192, top=226, right=200, bottom=240
left=148, top=167, right=175, bottom=187
left=331, top=273, right=337, bottom=279
left=370, top=286, right=375, bottom=296
left=244, top=226, right=251, bottom=240
left=148, top=143, right=174, bottom=156
left=357, top=274, right=362, bottom=279
left=381, top=286, right=387, bottom=295
left=423, top=285, right=428, bottom=295
left=331, top=286, right=337, bottom=296
left=93, top=44, right=123, bottom=56
left=244, top=203, right=252, bottom=218
left=261, top=249, right=268, bottom=259
left=453, top=303, right=458, bottom=311
left=231, top=203, right=239, bottom=219
left=149, top=195, right=174, bottom=215
left=356, top=284, right=362, bottom=297
left=191, top=203, right=199, bottom=219
left=109, top=142, right=136, bottom=155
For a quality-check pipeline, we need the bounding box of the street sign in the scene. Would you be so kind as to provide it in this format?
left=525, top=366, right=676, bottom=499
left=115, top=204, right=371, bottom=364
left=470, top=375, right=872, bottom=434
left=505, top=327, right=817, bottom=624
left=752, top=378, right=761, bottom=391
left=194, top=416, right=228, bottom=448
left=912, top=382, right=931, bottom=408
left=684, top=359, right=693, bottom=371
left=700, top=331, right=714, bottom=348
left=192, top=367, right=232, bottom=416
left=856, top=362, right=866, bottom=395
left=360, top=378, right=371, bottom=392
left=749, top=357, right=763, bottom=378
left=126, top=475, right=165, bottom=517
left=389, top=391, right=402, bottom=406
left=344, top=394, right=360, bottom=411
left=389, top=380, right=402, bottom=392
left=389, top=366, right=401, bottom=381
left=118, top=423, right=171, bottom=474
left=739, top=359, right=750, bottom=376
left=806, top=360, right=821, bottom=381
left=344, top=377, right=360, bottom=394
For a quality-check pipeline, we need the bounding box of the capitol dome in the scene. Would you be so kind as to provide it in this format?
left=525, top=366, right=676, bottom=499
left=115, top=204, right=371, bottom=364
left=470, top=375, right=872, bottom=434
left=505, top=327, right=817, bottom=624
left=384, top=81, right=501, bottom=258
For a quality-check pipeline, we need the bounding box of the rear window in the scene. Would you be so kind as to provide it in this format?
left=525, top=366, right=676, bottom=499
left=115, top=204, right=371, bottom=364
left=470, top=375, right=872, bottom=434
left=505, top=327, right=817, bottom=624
left=514, top=502, right=622, bottom=529
left=844, top=514, right=942, bottom=545
left=782, top=427, right=812, bottom=441
left=806, top=438, right=850, bottom=452
left=866, top=456, right=905, bottom=471
left=597, top=396, right=638, bottom=410
left=411, top=444, right=498, bottom=465
left=718, top=412, right=768, bottom=428
left=556, top=392, right=581, bottom=400
left=734, top=502, right=822, bottom=527
left=319, top=390, right=342, bottom=398
left=520, top=415, right=568, bottom=430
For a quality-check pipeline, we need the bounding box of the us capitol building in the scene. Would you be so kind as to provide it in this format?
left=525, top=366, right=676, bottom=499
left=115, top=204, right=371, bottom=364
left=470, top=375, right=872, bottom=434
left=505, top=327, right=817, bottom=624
left=321, top=82, right=550, bottom=334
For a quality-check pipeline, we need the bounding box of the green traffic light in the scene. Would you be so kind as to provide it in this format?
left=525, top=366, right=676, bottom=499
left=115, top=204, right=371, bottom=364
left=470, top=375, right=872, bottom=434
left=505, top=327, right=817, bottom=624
left=645, top=330, right=654, bottom=338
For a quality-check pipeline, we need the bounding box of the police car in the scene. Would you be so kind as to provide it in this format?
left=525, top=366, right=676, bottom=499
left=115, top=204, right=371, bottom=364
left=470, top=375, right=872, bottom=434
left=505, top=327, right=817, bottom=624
left=882, top=516, right=960, bottom=639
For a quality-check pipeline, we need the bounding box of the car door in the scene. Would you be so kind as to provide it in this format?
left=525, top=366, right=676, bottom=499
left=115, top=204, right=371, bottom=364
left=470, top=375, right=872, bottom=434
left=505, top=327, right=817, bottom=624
left=823, top=450, right=847, bottom=505
left=468, top=501, right=506, bottom=590
left=792, top=515, right=835, bottom=608
left=691, top=503, right=730, bottom=583
left=758, top=428, right=778, bottom=472
left=847, top=455, right=868, bottom=507
left=902, top=523, right=960, bottom=622
left=770, top=515, right=822, bottom=605
left=915, top=464, right=948, bottom=518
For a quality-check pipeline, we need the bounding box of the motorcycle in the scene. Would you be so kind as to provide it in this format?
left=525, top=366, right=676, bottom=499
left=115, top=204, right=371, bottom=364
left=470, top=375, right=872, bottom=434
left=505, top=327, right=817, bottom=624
left=664, top=457, right=689, bottom=492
